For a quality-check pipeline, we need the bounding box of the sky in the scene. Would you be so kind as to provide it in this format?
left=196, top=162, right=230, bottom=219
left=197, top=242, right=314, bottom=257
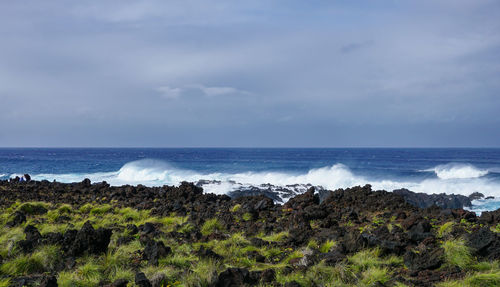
left=0, top=0, right=499, bottom=147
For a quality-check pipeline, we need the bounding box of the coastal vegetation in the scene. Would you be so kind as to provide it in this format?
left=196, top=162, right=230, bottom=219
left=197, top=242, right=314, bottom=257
left=0, top=180, right=499, bottom=286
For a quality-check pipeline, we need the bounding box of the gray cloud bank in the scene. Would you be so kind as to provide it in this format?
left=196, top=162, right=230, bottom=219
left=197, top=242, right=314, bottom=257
left=0, top=0, right=499, bottom=147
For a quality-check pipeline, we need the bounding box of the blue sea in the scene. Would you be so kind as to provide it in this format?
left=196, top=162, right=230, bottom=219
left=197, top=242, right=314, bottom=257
left=1, top=148, right=500, bottom=212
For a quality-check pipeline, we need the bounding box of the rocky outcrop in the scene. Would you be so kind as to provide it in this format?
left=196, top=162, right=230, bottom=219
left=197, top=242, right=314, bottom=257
left=393, top=188, right=472, bottom=209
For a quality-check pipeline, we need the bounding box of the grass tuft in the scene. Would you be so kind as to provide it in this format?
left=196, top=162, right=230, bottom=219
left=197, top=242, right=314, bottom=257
left=0, top=226, right=24, bottom=257
left=360, top=266, right=390, bottom=286
left=437, top=271, right=500, bottom=287
left=242, top=212, right=252, bottom=221
left=319, top=240, right=336, bottom=253
left=438, top=222, right=455, bottom=238
left=258, top=231, right=289, bottom=243
left=230, top=204, right=241, bottom=213
left=90, top=204, right=113, bottom=216
left=201, top=218, right=224, bottom=236
left=348, top=248, right=382, bottom=273
left=17, top=202, right=50, bottom=215
left=442, top=239, right=472, bottom=270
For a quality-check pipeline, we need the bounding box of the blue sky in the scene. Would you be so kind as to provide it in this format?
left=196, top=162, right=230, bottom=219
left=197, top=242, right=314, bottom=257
left=0, top=0, right=499, bottom=147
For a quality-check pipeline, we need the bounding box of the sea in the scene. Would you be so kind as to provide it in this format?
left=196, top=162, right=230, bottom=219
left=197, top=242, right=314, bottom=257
left=1, top=148, right=500, bottom=213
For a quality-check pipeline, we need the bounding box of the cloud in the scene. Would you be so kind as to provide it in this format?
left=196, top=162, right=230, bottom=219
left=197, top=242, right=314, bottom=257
left=196, top=85, right=251, bottom=97
left=156, top=86, right=182, bottom=99
left=340, top=40, right=373, bottom=54
left=156, top=84, right=251, bottom=99
left=0, top=0, right=499, bottom=146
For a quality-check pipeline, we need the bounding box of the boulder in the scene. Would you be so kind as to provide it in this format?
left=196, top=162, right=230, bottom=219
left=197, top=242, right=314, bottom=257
left=135, top=272, right=152, bottom=287
left=110, top=279, right=128, bottom=287
left=68, top=221, right=112, bottom=257
left=215, top=268, right=260, bottom=287
left=404, top=244, right=444, bottom=272
left=143, top=239, right=171, bottom=265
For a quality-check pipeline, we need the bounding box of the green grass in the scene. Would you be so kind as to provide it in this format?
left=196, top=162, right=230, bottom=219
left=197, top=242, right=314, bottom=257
left=242, top=212, right=253, bottom=221
left=360, top=267, right=390, bottom=286
left=319, top=240, right=336, bottom=253
left=230, top=204, right=241, bottom=213
left=348, top=248, right=382, bottom=273
left=438, top=222, right=455, bottom=238
left=276, top=262, right=353, bottom=286
left=78, top=203, right=94, bottom=214
left=117, top=206, right=149, bottom=222
left=0, top=245, right=60, bottom=275
left=0, top=278, right=10, bottom=287
left=17, top=202, right=50, bottom=215
left=0, top=253, right=44, bottom=275
left=442, top=239, right=472, bottom=270
left=38, top=222, right=69, bottom=235
left=159, top=253, right=196, bottom=268
left=89, top=204, right=113, bottom=215
left=307, top=239, right=319, bottom=249
left=0, top=226, right=24, bottom=257
left=472, top=261, right=500, bottom=272
left=258, top=231, right=289, bottom=243
left=201, top=218, right=224, bottom=236
left=75, top=258, right=104, bottom=286
left=437, top=271, right=500, bottom=287
left=108, top=267, right=135, bottom=283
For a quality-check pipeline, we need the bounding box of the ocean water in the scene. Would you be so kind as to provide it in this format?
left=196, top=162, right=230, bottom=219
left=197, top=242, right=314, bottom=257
left=1, top=148, right=500, bottom=212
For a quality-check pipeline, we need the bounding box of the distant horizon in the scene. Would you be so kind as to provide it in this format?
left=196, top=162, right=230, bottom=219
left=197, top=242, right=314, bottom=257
left=1, top=146, right=500, bottom=149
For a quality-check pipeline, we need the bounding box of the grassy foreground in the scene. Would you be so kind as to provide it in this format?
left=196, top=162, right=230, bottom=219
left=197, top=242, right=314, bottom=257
left=0, top=182, right=499, bottom=286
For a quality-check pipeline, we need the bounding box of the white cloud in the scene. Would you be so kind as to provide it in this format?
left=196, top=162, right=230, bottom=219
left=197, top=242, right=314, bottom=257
left=196, top=84, right=251, bottom=97
left=156, top=86, right=181, bottom=99
left=157, top=84, right=252, bottom=99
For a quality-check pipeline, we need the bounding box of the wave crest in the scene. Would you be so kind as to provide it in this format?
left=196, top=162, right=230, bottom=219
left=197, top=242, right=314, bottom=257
left=430, top=163, right=489, bottom=180
left=29, top=159, right=500, bottom=209
left=116, top=159, right=172, bottom=182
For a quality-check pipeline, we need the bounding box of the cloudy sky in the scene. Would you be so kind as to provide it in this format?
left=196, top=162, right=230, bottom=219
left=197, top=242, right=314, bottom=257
left=1, top=0, right=499, bottom=147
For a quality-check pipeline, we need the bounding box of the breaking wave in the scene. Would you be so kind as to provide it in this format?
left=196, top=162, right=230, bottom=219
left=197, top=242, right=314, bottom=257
left=427, top=163, right=489, bottom=180
left=28, top=159, right=500, bottom=204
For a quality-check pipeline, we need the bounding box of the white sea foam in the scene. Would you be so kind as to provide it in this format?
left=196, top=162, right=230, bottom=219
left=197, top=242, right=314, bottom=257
left=0, top=173, right=6, bottom=178
left=427, top=163, right=489, bottom=180
left=28, top=159, right=500, bottom=203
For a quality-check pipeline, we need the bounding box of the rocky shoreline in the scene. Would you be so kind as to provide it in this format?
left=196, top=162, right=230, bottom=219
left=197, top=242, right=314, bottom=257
left=0, top=179, right=499, bottom=286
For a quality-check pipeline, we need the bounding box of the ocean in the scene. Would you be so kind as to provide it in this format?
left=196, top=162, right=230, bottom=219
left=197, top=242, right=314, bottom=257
left=1, top=148, right=500, bottom=212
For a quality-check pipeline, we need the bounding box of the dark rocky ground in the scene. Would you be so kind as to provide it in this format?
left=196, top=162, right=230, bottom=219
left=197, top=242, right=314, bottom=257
left=0, top=179, right=499, bottom=286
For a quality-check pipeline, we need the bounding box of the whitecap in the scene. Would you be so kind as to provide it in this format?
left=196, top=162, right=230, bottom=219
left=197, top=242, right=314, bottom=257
left=427, top=163, right=488, bottom=180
